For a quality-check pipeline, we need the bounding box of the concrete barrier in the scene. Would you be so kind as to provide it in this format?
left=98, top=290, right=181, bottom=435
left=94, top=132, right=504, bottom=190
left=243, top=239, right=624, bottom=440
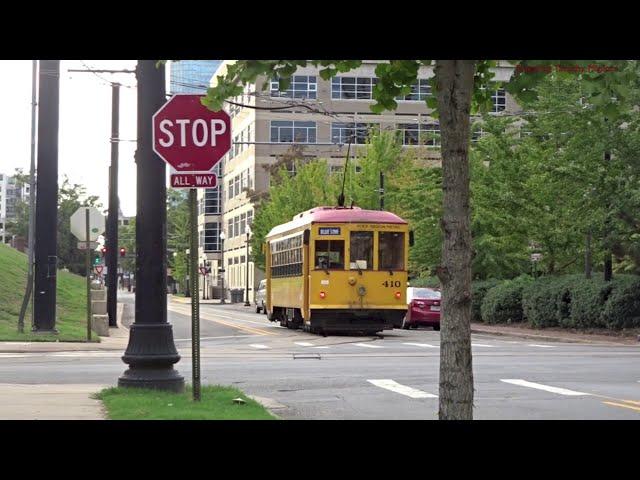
left=90, top=289, right=106, bottom=302
left=91, top=314, right=109, bottom=336
left=91, top=300, right=107, bottom=315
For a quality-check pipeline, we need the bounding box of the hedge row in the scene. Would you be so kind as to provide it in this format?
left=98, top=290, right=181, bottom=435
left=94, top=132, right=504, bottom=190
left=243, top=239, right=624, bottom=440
left=474, top=274, right=640, bottom=330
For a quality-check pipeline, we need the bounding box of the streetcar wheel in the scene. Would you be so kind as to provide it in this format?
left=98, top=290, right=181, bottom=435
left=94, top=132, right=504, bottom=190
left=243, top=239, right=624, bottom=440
left=401, top=317, right=411, bottom=330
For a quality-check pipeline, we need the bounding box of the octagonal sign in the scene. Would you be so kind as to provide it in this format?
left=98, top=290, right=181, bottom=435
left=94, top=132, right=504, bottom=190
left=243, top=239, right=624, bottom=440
left=70, top=207, right=105, bottom=242
left=153, top=94, right=231, bottom=173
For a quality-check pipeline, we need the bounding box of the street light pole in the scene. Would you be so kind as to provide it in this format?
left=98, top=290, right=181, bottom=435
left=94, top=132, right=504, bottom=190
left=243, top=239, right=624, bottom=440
left=244, top=226, right=251, bottom=306
left=219, top=231, right=226, bottom=304
left=118, top=60, right=183, bottom=392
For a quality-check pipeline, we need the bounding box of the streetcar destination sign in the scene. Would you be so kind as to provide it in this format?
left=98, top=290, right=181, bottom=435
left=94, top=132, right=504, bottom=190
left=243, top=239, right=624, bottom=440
left=319, top=227, right=341, bottom=235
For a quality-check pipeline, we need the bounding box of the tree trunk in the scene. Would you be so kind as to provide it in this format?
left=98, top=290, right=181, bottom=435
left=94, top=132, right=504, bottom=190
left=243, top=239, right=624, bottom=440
left=585, top=229, right=592, bottom=279
left=434, top=60, right=476, bottom=420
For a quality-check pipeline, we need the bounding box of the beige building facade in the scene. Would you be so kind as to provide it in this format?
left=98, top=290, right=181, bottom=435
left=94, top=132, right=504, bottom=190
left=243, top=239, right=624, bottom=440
left=197, top=61, right=518, bottom=303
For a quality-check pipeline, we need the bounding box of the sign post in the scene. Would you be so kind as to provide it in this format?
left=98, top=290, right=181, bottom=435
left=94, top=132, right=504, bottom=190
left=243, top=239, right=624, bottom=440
left=70, top=206, right=105, bottom=342
left=153, top=94, right=231, bottom=402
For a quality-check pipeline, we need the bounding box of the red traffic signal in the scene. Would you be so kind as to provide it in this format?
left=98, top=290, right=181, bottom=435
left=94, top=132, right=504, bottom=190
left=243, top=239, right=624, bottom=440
left=119, top=247, right=126, bottom=257
left=101, top=247, right=107, bottom=256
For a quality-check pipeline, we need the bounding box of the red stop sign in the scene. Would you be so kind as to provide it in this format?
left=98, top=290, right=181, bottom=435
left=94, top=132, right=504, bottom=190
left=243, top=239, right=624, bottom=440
left=152, top=94, right=231, bottom=172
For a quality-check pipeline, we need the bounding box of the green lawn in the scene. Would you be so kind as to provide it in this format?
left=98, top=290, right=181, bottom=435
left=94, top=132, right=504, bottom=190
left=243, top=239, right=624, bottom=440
left=95, top=385, right=277, bottom=420
left=0, top=243, right=97, bottom=342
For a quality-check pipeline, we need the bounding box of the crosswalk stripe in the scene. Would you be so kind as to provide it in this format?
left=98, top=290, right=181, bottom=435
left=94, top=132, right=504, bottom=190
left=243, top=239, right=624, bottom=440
left=501, top=379, right=590, bottom=396
left=294, top=342, right=314, bottom=347
left=403, top=342, right=438, bottom=348
left=313, top=346, right=330, bottom=349
left=248, top=344, right=270, bottom=349
left=354, top=343, right=383, bottom=349
left=368, top=379, right=437, bottom=399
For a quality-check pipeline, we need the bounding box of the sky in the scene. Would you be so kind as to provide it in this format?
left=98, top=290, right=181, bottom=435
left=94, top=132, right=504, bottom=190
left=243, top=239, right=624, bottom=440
left=0, top=60, right=145, bottom=217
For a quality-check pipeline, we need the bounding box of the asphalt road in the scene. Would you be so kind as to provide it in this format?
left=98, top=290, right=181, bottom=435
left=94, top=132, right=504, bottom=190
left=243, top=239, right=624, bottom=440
left=1, top=291, right=639, bottom=419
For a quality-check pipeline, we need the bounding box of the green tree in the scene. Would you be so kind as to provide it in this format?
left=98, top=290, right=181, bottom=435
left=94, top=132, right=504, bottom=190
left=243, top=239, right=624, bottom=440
left=200, top=59, right=634, bottom=420
left=167, top=189, right=190, bottom=293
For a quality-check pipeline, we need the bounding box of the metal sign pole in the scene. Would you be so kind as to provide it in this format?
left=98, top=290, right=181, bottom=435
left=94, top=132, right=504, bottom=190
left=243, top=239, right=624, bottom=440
left=85, top=208, right=91, bottom=342
left=190, top=188, right=201, bottom=401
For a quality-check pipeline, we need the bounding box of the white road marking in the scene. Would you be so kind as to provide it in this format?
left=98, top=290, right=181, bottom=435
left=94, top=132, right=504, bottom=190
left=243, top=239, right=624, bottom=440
left=354, top=343, right=383, bottom=349
left=471, top=343, right=494, bottom=347
left=294, top=342, right=314, bottom=347
left=501, top=379, right=591, bottom=396
left=368, top=379, right=437, bottom=399
left=403, top=343, right=439, bottom=348
left=248, top=344, right=270, bottom=350
left=528, top=344, right=555, bottom=348
left=0, top=354, right=30, bottom=358
left=312, top=346, right=330, bottom=349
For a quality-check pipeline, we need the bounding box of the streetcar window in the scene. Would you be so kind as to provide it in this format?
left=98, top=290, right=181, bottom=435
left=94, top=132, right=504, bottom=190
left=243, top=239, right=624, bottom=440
left=315, top=240, right=344, bottom=269
left=350, top=231, right=373, bottom=270
left=378, top=232, right=404, bottom=271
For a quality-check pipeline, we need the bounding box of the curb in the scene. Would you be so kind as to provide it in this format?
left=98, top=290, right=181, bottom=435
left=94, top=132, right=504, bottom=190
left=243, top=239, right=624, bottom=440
left=470, top=327, right=633, bottom=346
left=247, top=395, right=287, bottom=419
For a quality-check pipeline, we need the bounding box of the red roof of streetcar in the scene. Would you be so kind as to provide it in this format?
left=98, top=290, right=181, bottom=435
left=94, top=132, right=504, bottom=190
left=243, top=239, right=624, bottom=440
left=266, top=206, right=407, bottom=238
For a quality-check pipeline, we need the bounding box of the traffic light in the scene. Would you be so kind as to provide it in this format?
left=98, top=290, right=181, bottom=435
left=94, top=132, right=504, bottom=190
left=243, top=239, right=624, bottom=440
left=93, top=255, right=100, bottom=266
left=120, top=247, right=126, bottom=257
left=101, top=247, right=107, bottom=257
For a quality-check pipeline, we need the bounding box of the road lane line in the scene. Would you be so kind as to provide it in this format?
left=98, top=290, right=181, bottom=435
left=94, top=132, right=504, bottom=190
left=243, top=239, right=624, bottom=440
left=312, top=346, right=330, bottom=349
left=403, top=342, right=438, bottom=348
left=471, top=343, right=494, bottom=347
left=501, top=379, right=591, bottom=396
left=248, top=344, right=270, bottom=349
left=602, top=401, right=640, bottom=413
left=354, top=343, right=383, bottom=349
left=294, top=342, right=314, bottom=347
left=367, top=379, right=437, bottom=399
left=528, top=344, right=555, bottom=348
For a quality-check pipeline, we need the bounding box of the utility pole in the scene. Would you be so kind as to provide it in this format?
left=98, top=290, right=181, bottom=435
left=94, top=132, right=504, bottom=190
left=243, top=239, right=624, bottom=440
left=118, top=60, right=184, bottom=392
left=18, top=60, right=38, bottom=333
left=106, top=83, right=120, bottom=327
left=33, top=60, right=60, bottom=334
left=603, top=151, right=613, bottom=282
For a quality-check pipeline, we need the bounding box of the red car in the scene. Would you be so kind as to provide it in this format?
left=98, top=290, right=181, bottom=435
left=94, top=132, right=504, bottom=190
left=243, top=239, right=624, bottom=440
left=401, top=287, right=441, bottom=330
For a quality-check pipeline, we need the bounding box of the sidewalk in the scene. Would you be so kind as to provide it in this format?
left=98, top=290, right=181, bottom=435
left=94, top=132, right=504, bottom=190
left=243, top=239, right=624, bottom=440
left=0, top=302, right=130, bottom=353
left=0, top=384, right=107, bottom=420
left=471, top=322, right=640, bottom=345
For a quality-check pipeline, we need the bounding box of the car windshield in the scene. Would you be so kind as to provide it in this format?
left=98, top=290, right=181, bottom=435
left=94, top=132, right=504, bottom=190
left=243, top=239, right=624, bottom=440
left=410, top=288, right=440, bottom=300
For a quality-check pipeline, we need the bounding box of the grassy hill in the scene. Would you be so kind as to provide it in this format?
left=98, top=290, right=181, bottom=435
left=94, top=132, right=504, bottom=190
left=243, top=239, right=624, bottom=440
left=0, top=243, right=96, bottom=342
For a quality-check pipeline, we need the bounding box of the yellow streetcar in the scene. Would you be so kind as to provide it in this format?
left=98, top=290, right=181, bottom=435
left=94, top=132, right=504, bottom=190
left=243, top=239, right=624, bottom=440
left=264, top=206, right=412, bottom=335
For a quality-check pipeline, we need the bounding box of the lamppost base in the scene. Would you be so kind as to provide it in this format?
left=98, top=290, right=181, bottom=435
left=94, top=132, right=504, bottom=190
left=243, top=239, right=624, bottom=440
left=244, top=301, right=250, bottom=306
left=118, top=323, right=184, bottom=392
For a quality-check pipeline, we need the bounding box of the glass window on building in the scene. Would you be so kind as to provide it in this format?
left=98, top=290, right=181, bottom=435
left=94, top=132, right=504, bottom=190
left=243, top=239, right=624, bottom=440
left=398, top=123, right=440, bottom=147
left=234, top=215, right=240, bottom=238
left=239, top=213, right=246, bottom=236
left=332, top=76, right=378, bottom=100
left=247, top=210, right=253, bottom=226
left=397, top=79, right=432, bottom=101
left=492, top=89, right=506, bottom=113
left=270, top=75, right=317, bottom=99
left=204, top=187, right=221, bottom=215
left=203, top=222, right=221, bottom=252
left=378, top=232, right=405, bottom=271
left=331, top=123, right=379, bottom=145
left=350, top=232, right=373, bottom=270
left=270, top=121, right=316, bottom=143
left=228, top=218, right=234, bottom=238
left=228, top=179, right=234, bottom=200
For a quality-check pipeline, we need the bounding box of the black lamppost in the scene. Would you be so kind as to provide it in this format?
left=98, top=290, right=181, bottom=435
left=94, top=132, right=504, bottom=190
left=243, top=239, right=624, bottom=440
left=118, top=60, right=183, bottom=392
left=244, top=225, right=251, bottom=306
left=219, top=231, right=226, bottom=304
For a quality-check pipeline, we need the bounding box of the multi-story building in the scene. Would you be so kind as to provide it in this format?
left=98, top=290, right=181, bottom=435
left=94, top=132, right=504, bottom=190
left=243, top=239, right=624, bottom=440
left=0, top=173, right=30, bottom=243
left=169, top=60, right=222, bottom=95
left=198, top=61, right=518, bottom=303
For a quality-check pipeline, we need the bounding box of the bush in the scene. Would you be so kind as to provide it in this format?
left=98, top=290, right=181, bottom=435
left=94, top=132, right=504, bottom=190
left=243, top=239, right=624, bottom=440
left=522, top=275, right=576, bottom=328
left=564, top=277, right=614, bottom=328
left=472, top=279, right=501, bottom=322
left=601, top=275, right=640, bottom=329
left=481, top=276, right=532, bottom=324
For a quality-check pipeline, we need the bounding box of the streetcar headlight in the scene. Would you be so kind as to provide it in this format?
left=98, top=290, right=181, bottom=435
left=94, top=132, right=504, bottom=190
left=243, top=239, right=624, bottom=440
left=395, top=291, right=402, bottom=299
left=320, top=291, right=326, bottom=299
